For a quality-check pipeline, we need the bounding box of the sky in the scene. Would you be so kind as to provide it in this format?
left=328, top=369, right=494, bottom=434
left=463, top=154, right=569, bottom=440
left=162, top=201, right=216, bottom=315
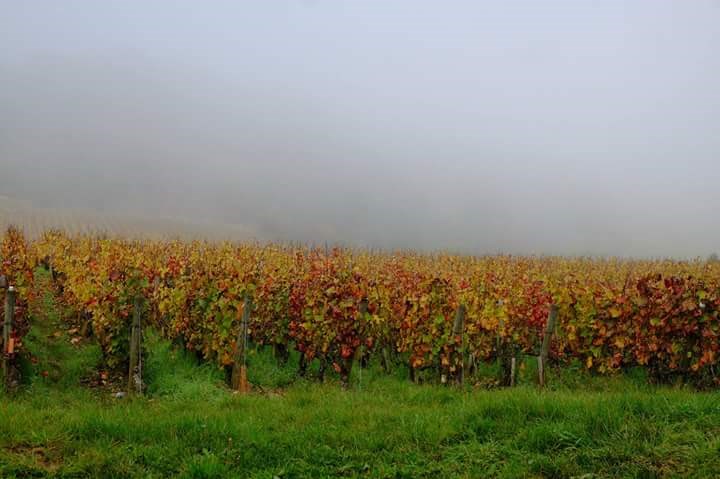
left=1, top=0, right=719, bottom=257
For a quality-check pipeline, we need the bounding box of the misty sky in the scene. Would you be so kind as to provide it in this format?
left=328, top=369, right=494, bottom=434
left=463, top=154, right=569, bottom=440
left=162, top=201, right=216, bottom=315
left=1, top=1, right=719, bottom=257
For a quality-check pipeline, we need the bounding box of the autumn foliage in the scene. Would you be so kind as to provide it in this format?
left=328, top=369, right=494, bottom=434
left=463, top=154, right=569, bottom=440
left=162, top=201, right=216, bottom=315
left=0, top=228, right=713, bottom=386
left=0, top=227, right=35, bottom=361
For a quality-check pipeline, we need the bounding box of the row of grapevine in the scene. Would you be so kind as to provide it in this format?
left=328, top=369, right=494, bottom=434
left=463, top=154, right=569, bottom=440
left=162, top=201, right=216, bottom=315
left=10, top=228, right=718, bottom=387
left=0, top=226, right=35, bottom=388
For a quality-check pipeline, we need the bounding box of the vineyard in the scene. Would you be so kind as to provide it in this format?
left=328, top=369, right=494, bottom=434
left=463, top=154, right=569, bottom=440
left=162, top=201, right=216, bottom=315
left=2, top=226, right=720, bottom=391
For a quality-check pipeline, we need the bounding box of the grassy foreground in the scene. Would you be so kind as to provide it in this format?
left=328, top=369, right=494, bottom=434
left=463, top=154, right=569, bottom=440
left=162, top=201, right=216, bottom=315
left=1, top=275, right=720, bottom=478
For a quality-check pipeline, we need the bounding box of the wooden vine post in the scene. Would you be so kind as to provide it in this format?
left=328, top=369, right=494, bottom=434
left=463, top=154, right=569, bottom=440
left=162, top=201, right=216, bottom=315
left=127, top=296, right=143, bottom=396
left=538, top=304, right=559, bottom=387
left=452, top=304, right=466, bottom=386
left=231, top=295, right=252, bottom=393
left=496, top=313, right=512, bottom=386
left=3, top=286, right=16, bottom=390
left=380, top=343, right=391, bottom=374
left=340, top=298, right=368, bottom=389
left=510, top=356, right=517, bottom=387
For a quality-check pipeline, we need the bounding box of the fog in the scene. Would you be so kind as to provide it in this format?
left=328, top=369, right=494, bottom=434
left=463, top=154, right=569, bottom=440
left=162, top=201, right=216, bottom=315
left=1, top=1, right=719, bottom=257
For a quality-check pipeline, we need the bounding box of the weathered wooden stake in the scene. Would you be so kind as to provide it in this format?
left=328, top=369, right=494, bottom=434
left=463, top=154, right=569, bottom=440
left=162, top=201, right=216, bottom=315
left=342, top=299, right=368, bottom=389
left=497, top=315, right=508, bottom=384
left=231, top=295, right=252, bottom=393
left=317, top=356, right=327, bottom=382
left=510, top=356, right=517, bottom=387
left=538, top=304, right=559, bottom=387
left=3, top=287, right=16, bottom=389
left=127, top=295, right=143, bottom=395
left=467, top=353, right=477, bottom=376
left=452, top=304, right=466, bottom=385
left=380, top=343, right=391, bottom=374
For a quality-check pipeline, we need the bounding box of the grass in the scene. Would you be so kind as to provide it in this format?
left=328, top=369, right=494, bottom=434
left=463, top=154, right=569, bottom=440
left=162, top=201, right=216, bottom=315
left=1, top=273, right=720, bottom=478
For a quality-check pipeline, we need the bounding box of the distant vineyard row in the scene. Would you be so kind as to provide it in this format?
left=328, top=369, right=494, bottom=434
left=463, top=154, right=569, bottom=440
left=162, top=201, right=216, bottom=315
left=2, top=227, right=720, bottom=387
left=0, top=195, right=257, bottom=241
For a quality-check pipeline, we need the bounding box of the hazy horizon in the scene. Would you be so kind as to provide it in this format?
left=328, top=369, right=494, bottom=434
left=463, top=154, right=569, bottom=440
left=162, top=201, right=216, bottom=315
left=2, top=1, right=719, bottom=258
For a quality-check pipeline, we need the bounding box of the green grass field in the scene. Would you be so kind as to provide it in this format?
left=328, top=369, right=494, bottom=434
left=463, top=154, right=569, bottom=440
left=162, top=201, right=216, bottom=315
left=1, top=274, right=720, bottom=478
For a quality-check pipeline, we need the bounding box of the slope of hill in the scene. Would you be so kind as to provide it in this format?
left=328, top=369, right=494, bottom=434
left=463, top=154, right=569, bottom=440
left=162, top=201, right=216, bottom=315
left=0, top=195, right=261, bottom=241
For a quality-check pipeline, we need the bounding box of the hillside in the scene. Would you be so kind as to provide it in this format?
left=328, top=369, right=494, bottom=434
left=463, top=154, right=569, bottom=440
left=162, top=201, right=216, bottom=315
left=0, top=195, right=260, bottom=242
